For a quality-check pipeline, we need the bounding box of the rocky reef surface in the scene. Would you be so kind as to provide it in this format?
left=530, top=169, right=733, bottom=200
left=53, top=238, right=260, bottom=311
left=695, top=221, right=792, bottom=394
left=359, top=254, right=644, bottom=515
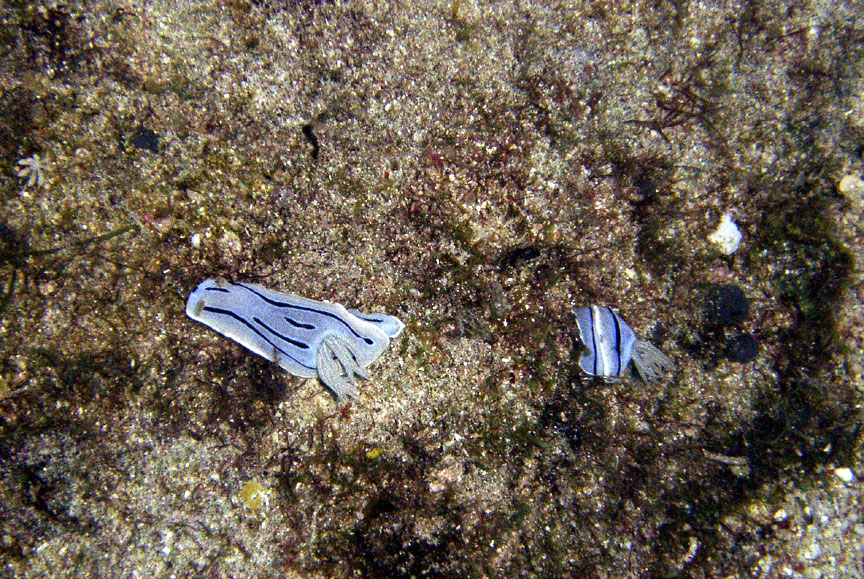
left=1, top=1, right=862, bottom=576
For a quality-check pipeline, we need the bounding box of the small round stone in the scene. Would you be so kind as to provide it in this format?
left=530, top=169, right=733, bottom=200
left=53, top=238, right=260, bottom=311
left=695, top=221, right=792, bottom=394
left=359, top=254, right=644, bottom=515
left=131, top=127, right=160, bottom=153
left=703, top=284, right=749, bottom=327
left=838, top=174, right=864, bottom=198
left=800, top=541, right=822, bottom=560
left=725, top=333, right=760, bottom=363
left=708, top=211, right=742, bottom=255
left=834, top=467, right=855, bottom=483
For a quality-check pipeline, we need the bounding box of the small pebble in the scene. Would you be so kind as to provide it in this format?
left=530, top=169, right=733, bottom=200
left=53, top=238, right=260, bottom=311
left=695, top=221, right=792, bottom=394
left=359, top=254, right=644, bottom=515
left=839, top=174, right=864, bottom=212
left=708, top=211, right=742, bottom=255
left=238, top=481, right=269, bottom=509
left=703, top=284, right=749, bottom=327
left=800, top=541, right=821, bottom=560
left=725, top=333, right=760, bottom=363
left=838, top=174, right=864, bottom=198
left=220, top=230, right=242, bottom=255
left=834, top=467, right=855, bottom=483
left=131, top=127, right=160, bottom=153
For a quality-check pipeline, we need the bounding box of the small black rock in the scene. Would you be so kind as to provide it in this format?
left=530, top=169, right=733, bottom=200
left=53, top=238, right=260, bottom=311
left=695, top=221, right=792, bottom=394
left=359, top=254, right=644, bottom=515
left=131, top=128, right=159, bottom=153
left=0, top=222, right=20, bottom=244
left=703, top=284, right=749, bottom=327
left=500, top=245, right=541, bottom=269
left=302, top=123, right=319, bottom=159
left=725, top=333, right=760, bottom=363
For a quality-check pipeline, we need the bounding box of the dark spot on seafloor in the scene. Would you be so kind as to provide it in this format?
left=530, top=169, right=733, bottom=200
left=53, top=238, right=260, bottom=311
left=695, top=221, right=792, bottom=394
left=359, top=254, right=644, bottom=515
left=538, top=392, right=582, bottom=452
left=0, top=222, right=21, bottom=245
left=725, top=333, right=760, bottom=363
left=21, top=4, right=84, bottom=75
left=702, top=284, right=749, bottom=327
left=302, top=123, right=319, bottom=159
left=362, top=495, right=398, bottom=520
left=131, top=128, right=159, bottom=153
left=499, top=245, right=541, bottom=269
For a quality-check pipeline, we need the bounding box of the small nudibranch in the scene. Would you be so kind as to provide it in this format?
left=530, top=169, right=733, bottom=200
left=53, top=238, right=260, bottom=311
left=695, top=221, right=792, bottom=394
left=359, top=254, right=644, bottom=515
left=186, top=278, right=404, bottom=399
left=573, top=305, right=673, bottom=382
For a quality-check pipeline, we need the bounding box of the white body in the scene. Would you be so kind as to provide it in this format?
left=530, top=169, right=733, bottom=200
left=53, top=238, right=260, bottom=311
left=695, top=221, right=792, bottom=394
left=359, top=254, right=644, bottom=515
left=186, top=279, right=404, bottom=397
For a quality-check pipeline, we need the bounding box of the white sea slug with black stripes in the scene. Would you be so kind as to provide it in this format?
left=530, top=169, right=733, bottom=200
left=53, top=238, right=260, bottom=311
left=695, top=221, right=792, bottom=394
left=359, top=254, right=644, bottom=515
left=186, top=278, right=404, bottom=399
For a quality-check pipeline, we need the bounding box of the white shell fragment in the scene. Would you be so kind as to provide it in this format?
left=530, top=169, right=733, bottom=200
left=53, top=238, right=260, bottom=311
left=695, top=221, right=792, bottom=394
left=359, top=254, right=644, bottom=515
left=834, top=467, right=855, bottom=483
left=708, top=211, right=742, bottom=255
left=573, top=305, right=674, bottom=382
left=186, top=279, right=404, bottom=399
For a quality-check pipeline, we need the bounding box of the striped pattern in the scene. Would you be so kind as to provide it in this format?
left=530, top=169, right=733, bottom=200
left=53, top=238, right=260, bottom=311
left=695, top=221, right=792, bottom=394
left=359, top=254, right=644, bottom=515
left=573, top=305, right=636, bottom=379
left=347, top=308, right=406, bottom=339
left=186, top=279, right=403, bottom=398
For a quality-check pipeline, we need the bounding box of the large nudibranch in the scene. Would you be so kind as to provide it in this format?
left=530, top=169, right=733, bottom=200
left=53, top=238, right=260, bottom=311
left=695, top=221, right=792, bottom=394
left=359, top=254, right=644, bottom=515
left=186, top=278, right=404, bottom=399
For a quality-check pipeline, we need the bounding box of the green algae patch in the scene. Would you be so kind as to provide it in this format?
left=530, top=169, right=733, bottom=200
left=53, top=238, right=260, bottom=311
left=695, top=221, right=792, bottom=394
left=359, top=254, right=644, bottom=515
left=239, top=481, right=269, bottom=510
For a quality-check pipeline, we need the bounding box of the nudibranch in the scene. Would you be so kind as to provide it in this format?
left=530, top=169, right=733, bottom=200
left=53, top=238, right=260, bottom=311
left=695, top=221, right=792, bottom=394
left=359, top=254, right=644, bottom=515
left=573, top=305, right=673, bottom=382
left=186, top=278, right=404, bottom=399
